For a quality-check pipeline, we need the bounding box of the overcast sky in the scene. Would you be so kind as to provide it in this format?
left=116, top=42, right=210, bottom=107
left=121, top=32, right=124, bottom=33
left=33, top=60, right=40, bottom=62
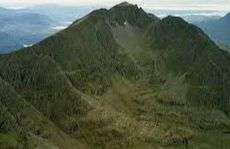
left=1, top=0, right=230, bottom=11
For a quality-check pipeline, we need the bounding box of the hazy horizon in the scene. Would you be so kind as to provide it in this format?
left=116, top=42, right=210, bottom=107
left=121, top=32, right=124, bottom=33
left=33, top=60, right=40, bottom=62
left=1, top=0, right=230, bottom=11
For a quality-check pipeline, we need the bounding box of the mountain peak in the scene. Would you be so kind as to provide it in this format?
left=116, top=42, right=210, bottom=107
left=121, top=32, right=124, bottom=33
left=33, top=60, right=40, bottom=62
left=116, top=1, right=133, bottom=7
left=111, top=1, right=138, bottom=10
left=108, top=2, right=156, bottom=27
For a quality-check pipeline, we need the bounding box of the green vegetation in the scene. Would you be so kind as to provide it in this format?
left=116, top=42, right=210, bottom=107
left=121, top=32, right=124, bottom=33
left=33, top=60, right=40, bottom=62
left=0, top=2, right=230, bottom=149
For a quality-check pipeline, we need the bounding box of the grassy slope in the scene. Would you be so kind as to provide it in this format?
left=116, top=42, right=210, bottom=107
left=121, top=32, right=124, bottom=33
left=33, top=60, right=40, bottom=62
left=0, top=77, right=88, bottom=149
left=0, top=2, right=230, bottom=149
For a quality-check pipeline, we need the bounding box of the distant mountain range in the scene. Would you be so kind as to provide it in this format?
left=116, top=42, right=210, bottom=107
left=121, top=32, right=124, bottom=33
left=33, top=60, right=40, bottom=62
left=182, top=15, right=221, bottom=24
left=193, top=13, right=230, bottom=51
left=148, top=9, right=225, bottom=18
left=0, top=32, right=20, bottom=53
left=1, top=2, right=230, bottom=148
left=0, top=5, right=99, bottom=54
left=27, top=4, right=98, bottom=23
left=0, top=7, right=56, bottom=53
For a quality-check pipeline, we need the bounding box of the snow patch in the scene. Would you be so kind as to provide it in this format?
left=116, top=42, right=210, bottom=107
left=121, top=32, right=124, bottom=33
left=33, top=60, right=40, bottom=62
left=52, top=25, right=68, bottom=30
left=52, top=21, right=72, bottom=30
left=23, top=44, right=33, bottom=48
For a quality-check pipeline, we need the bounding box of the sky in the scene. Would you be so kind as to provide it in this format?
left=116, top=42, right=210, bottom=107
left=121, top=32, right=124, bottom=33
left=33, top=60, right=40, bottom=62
left=1, top=0, right=230, bottom=11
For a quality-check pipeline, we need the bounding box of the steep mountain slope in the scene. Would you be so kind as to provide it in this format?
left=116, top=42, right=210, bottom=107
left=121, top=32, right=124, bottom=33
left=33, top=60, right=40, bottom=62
left=195, top=12, right=230, bottom=49
left=1, top=2, right=230, bottom=149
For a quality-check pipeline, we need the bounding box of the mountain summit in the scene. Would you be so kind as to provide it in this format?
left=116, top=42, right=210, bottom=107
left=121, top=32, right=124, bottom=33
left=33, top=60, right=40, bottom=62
left=115, top=1, right=133, bottom=7
left=0, top=2, right=230, bottom=149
